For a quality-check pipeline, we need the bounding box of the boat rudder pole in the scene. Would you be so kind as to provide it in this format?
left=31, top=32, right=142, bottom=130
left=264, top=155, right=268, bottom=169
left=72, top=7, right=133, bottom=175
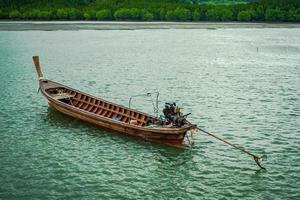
left=189, top=123, right=266, bottom=170
left=32, top=56, right=44, bottom=80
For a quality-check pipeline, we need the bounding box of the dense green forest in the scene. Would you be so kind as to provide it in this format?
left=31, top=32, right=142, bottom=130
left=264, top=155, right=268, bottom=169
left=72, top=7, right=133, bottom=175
left=0, top=0, right=299, bottom=22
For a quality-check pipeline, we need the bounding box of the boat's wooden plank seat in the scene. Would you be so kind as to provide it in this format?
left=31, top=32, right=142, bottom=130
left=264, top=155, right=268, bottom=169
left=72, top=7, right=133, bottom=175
left=51, top=92, right=75, bottom=100
left=70, top=97, right=147, bottom=126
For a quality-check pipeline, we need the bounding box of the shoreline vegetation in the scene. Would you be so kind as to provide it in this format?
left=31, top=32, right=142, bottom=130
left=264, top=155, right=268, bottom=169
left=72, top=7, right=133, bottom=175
left=0, top=0, right=299, bottom=22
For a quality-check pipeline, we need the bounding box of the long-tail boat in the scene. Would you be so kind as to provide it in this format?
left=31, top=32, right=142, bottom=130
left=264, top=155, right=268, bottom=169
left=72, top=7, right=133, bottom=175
left=33, top=56, right=193, bottom=146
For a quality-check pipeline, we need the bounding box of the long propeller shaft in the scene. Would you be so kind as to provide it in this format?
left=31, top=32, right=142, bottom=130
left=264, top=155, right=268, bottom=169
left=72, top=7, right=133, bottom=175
left=191, top=125, right=265, bottom=170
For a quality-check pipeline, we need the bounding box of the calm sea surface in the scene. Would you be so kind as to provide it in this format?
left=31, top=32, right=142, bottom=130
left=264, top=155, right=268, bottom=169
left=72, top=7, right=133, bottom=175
left=0, top=22, right=299, bottom=199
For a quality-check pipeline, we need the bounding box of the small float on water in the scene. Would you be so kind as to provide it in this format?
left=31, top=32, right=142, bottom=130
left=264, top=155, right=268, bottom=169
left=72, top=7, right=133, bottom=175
left=33, top=56, right=266, bottom=169
left=33, top=56, right=194, bottom=147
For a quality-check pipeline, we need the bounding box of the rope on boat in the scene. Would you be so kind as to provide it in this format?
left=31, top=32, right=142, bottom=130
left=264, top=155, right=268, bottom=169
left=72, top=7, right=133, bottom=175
left=68, top=97, right=74, bottom=106
left=188, top=123, right=266, bottom=170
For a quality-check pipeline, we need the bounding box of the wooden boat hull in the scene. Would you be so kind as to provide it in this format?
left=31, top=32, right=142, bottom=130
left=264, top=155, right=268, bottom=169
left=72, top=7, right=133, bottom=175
left=39, top=79, right=192, bottom=146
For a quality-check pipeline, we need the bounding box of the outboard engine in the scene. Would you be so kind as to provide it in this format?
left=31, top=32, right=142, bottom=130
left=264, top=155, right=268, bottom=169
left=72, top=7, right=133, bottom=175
left=163, top=102, right=190, bottom=127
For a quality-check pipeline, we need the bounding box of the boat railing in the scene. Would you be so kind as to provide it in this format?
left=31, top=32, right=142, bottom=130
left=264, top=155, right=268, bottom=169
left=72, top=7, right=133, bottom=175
left=128, top=91, right=159, bottom=118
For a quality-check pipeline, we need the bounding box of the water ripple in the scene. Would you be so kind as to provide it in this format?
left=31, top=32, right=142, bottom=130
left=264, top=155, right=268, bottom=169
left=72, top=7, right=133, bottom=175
left=0, top=28, right=299, bottom=199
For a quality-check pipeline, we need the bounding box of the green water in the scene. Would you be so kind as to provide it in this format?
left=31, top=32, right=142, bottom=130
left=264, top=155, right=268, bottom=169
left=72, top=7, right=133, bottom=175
left=0, top=23, right=299, bottom=199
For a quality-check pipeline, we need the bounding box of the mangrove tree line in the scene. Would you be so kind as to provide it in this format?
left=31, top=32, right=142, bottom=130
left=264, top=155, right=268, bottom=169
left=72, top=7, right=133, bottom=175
left=0, top=0, right=299, bottom=22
